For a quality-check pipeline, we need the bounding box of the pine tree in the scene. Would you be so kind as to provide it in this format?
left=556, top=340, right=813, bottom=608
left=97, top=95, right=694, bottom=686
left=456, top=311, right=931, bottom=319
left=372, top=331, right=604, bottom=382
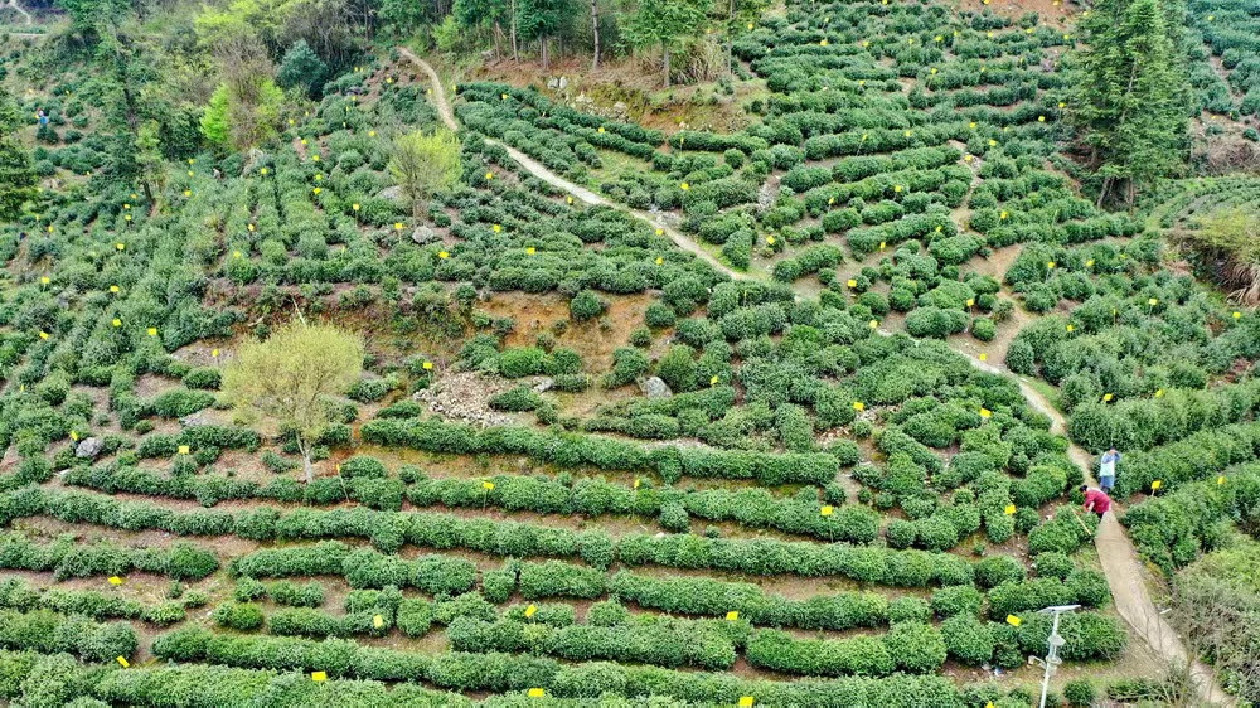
left=1072, top=0, right=1191, bottom=207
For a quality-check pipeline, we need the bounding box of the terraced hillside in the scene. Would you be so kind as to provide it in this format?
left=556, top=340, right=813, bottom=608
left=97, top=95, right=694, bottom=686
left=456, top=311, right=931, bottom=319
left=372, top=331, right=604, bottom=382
left=0, top=0, right=1255, bottom=706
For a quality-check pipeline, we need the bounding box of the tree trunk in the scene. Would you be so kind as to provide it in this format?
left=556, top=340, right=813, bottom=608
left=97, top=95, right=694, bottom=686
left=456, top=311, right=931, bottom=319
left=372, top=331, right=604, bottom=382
left=494, top=20, right=503, bottom=60
left=300, top=440, right=313, bottom=484
left=510, top=0, right=519, bottom=63
left=728, top=0, right=735, bottom=77
left=591, top=0, right=599, bottom=70
left=542, top=34, right=549, bottom=71
left=663, top=48, right=671, bottom=88
left=1096, top=175, right=1113, bottom=208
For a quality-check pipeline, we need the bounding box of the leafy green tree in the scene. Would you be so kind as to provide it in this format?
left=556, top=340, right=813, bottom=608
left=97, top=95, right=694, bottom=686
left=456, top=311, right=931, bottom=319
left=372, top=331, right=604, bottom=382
left=454, top=0, right=515, bottom=60
left=620, top=0, right=711, bottom=87
left=223, top=320, right=364, bottom=483
left=515, top=0, right=575, bottom=70
left=0, top=89, right=35, bottom=221
left=277, top=40, right=328, bottom=99
left=199, top=78, right=284, bottom=150
left=388, top=129, right=462, bottom=220
left=1072, top=0, right=1190, bottom=206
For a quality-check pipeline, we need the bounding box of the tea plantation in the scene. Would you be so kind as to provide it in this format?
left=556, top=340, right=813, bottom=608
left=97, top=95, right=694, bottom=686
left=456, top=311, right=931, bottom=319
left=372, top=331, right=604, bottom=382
left=0, top=0, right=1255, bottom=705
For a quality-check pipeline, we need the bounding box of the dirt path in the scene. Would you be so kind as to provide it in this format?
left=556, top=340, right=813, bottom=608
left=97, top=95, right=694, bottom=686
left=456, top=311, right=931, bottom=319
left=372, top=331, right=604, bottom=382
left=3, top=0, right=32, bottom=24
left=400, top=48, right=749, bottom=282
left=954, top=350, right=1235, bottom=707
left=402, top=47, right=1233, bottom=705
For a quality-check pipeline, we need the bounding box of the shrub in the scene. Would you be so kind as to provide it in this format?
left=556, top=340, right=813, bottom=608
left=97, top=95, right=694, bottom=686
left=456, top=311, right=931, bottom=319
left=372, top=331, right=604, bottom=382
left=211, top=602, right=265, bottom=631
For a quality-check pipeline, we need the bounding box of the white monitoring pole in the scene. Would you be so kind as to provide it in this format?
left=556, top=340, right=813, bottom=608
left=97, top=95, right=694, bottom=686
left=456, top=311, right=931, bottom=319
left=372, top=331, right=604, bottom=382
left=1029, top=604, right=1080, bottom=708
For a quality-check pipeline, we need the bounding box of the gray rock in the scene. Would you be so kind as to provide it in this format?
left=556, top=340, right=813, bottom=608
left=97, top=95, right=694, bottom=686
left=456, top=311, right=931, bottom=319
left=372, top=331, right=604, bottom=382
left=411, top=226, right=440, bottom=245
left=612, top=101, right=628, bottom=115
left=75, top=437, right=103, bottom=459
left=532, top=377, right=555, bottom=393
left=180, top=411, right=214, bottom=428
left=378, top=185, right=403, bottom=201
left=641, top=377, right=672, bottom=399
left=241, top=148, right=268, bottom=176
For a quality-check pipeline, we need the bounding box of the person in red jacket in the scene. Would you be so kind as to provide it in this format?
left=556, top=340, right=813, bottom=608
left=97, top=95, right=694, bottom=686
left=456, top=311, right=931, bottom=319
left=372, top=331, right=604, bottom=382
left=1080, top=485, right=1112, bottom=519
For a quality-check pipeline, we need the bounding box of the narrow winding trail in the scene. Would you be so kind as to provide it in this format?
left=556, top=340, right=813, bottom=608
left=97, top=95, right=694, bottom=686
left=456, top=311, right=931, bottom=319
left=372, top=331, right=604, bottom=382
left=401, top=49, right=748, bottom=281
left=967, top=357, right=1235, bottom=707
left=402, top=49, right=1233, bottom=706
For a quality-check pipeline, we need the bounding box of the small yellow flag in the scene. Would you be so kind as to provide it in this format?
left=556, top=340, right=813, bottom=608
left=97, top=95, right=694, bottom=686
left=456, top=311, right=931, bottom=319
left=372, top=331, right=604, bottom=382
left=528, top=688, right=546, bottom=698
left=110, top=285, right=120, bottom=293
left=373, top=614, right=384, bottom=628
left=1148, top=298, right=1159, bottom=306
left=1103, top=393, right=1114, bottom=402
left=987, top=703, right=995, bottom=708
left=352, top=203, right=360, bottom=211
left=311, top=671, right=327, bottom=681
left=482, top=481, right=495, bottom=491
left=71, top=431, right=79, bottom=441
left=116, top=242, right=125, bottom=250
left=655, top=257, right=664, bottom=266
left=1066, top=324, right=1075, bottom=332
left=40, top=276, right=49, bottom=285
left=116, top=656, right=129, bottom=668
left=1154, top=389, right=1164, bottom=398
left=566, top=196, right=574, bottom=204
left=766, top=236, right=776, bottom=245
left=726, top=610, right=739, bottom=621
left=422, top=361, right=434, bottom=370
left=634, top=478, right=641, bottom=489
left=1004, top=504, right=1016, bottom=515
left=1217, top=476, right=1226, bottom=486
left=847, top=279, right=858, bottom=288
left=212, top=349, right=220, bottom=358
left=966, top=299, right=975, bottom=307
left=178, top=445, right=190, bottom=455
left=680, top=183, right=690, bottom=191
left=868, top=320, right=878, bottom=329
left=485, top=172, right=494, bottom=180
left=234, top=251, right=242, bottom=258
left=108, top=576, right=123, bottom=586
left=710, top=376, right=719, bottom=385
left=1006, top=615, right=1021, bottom=626
left=597, top=126, right=605, bottom=133
left=1038, top=116, right=1046, bottom=122
left=369, top=131, right=376, bottom=137
left=1085, top=259, right=1095, bottom=267
left=964, top=154, right=973, bottom=162
left=395, top=223, right=404, bottom=230
left=980, top=409, right=992, bottom=419
left=988, top=139, right=997, bottom=147
left=739, top=698, right=755, bottom=707
left=979, top=353, right=988, bottom=361
left=1151, top=480, right=1162, bottom=490
left=879, top=241, right=886, bottom=249
left=820, top=506, right=834, bottom=516
left=526, top=247, right=535, bottom=255
left=438, top=251, right=450, bottom=259
left=853, top=401, right=865, bottom=412
left=1046, top=261, right=1056, bottom=269
left=525, top=604, right=537, bottom=618
left=112, top=319, right=122, bottom=327
left=493, top=224, right=501, bottom=233
left=1233, top=311, right=1242, bottom=320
